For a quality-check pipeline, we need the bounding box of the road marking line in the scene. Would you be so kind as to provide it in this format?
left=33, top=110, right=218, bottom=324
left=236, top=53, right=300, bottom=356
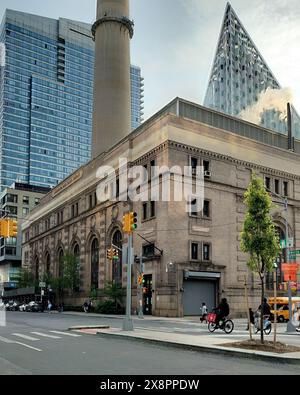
left=0, top=335, right=14, bottom=343
left=50, top=331, right=82, bottom=337
left=31, top=332, right=61, bottom=339
left=12, top=333, right=40, bottom=341
left=14, top=342, right=42, bottom=352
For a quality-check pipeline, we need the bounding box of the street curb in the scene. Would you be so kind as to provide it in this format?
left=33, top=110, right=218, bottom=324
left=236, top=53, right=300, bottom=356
left=68, top=325, right=110, bottom=330
left=96, top=331, right=300, bottom=366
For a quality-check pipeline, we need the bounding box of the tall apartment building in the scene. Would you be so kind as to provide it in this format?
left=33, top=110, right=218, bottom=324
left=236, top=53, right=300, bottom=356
left=0, top=9, right=144, bottom=190
left=204, top=3, right=300, bottom=138
left=0, top=182, right=50, bottom=290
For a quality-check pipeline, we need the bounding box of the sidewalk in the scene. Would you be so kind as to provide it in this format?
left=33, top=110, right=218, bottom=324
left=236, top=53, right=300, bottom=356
left=94, top=327, right=300, bottom=365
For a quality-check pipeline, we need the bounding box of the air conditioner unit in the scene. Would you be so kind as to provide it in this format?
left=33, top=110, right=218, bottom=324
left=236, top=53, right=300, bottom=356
left=204, top=170, right=211, bottom=178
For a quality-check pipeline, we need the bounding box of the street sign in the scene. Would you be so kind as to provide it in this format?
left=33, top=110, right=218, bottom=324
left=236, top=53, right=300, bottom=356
left=39, top=282, right=46, bottom=288
left=280, top=238, right=294, bottom=249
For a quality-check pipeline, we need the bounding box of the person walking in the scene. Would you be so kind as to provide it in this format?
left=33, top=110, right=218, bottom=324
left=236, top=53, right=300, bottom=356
left=200, top=302, right=208, bottom=323
left=245, top=308, right=254, bottom=330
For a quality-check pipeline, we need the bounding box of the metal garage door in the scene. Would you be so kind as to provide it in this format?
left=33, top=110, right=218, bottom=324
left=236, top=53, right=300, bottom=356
left=183, top=280, right=216, bottom=316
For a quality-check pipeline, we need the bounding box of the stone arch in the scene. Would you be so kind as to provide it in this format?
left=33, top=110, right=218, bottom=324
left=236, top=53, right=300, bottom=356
left=56, top=245, right=65, bottom=277
left=90, top=237, right=99, bottom=290
left=43, top=250, right=51, bottom=276
left=34, top=255, right=40, bottom=282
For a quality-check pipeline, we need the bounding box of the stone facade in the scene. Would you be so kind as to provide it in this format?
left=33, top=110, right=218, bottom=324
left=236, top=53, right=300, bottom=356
left=22, top=99, right=300, bottom=317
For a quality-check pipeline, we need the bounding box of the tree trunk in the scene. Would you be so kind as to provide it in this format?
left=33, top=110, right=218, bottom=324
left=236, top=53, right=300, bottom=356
left=261, top=277, right=265, bottom=344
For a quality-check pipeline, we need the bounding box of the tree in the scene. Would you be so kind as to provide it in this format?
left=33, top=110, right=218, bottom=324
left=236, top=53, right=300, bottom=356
left=49, top=252, right=81, bottom=307
left=103, top=281, right=125, bottom=311
left=241, top=173, right=280, bottom=343
left=15, top=268, right=35, bottom=288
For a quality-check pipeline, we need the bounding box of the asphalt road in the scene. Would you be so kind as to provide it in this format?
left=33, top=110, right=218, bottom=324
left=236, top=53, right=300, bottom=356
left=0, top=312, right=299, bottom=375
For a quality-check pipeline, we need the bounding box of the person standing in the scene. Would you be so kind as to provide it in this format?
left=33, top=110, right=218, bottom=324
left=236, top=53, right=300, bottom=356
left=47, top=300, right=52, bottom=313
left=200, top=302, right=208, bottom=323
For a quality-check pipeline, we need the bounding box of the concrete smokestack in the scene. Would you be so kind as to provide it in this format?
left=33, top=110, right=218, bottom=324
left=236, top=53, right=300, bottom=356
left=92, top=0, right=133, bottom=158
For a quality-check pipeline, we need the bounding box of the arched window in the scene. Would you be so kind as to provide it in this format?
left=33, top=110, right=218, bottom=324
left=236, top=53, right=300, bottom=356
left=45, top=252, right=51, bottom=276
left=34, top=256, right=39, bottom=281
left=73, top=244, right=80, bottom=292
left=112, top=230, right=122, bottom=285
left=91, top=238, right=99, bottom=290
left=58, top=248, right=64, bottom=277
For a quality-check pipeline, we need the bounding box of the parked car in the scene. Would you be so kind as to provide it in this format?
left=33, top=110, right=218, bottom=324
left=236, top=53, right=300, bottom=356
left=26, top=301, right=43, bottom=312
left=19, top=303, right=27, bottom=312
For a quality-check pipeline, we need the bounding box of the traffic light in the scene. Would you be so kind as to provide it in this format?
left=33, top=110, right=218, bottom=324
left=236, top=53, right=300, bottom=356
left=106, top=248, right=113, bottom=261
left=0, top=219, right=9, bottom=238
left=129, top=212, right=138, bottom=232
left=113, top=248, right=119, bottom=260
left=8, top=219, right=18, bottom=237
left=122, top=213, right=131, bottom=233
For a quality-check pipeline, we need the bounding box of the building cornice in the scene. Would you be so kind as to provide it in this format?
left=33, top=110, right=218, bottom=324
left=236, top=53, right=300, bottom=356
left=168, top=141, right=300, bottom=181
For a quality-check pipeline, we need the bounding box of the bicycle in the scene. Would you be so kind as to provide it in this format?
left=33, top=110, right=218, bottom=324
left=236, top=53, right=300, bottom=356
left=207, top=313, right=234, bottom=334
left=254, top=314, right=272, bottom=335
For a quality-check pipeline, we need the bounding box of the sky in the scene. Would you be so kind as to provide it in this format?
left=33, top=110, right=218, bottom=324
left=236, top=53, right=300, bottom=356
left=0, top=0, right=300, bottom=121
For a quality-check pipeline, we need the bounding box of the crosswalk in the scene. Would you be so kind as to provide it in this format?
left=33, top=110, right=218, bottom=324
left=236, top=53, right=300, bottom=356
left=0, top=330, right=82, bottom=352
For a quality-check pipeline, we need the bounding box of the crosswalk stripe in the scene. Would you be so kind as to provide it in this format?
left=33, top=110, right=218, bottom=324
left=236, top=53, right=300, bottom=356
left=0, top=335, right=14, bottom=344
left=50, top=331, right=82, bottom=337
left=14, top=342, right=42, bottom=352
left=12, top=333, right=40, bottom=341
left=31, top=332, right=61, bottom=339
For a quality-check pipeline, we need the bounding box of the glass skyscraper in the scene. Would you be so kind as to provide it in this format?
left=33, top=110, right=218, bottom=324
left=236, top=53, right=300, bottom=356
left=204, top=3, right=300, bottom=138
left=0, top=10, right=144, bottom=191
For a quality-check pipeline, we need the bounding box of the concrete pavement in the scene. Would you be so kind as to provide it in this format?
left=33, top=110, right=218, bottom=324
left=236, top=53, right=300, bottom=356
left=63, top=312, right=300, bottom=364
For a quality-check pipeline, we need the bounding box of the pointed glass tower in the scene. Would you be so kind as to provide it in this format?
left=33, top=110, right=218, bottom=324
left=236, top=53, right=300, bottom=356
left=204, top=3, right=300, bottom=138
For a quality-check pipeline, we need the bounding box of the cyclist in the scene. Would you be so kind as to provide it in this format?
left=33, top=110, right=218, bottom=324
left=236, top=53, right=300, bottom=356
left=215, top=298, right=230, bottom=327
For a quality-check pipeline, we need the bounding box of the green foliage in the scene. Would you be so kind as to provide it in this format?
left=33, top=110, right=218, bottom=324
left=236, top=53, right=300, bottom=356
left=241, top=173, right=281, bottom=344
left=241, top=173, right=280, bottom=278
left=15, top=268, right=35, bottom=288
left=59, top=251, right=81, bottom=294
left=94, top=300, right=119, bottom=314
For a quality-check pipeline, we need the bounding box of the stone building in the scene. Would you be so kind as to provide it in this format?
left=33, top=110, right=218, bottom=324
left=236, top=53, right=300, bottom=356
left=22, top=98, right=300, bottom=317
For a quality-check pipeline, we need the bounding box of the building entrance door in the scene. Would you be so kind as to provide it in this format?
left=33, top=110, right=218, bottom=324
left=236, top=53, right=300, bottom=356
left=143, top=274, right=152, bottom=315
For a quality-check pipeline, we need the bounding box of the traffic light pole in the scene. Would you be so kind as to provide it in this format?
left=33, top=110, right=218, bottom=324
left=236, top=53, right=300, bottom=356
left=138, top=255, right=144, bottom=319
left=122, top=233, right=134, bottom=331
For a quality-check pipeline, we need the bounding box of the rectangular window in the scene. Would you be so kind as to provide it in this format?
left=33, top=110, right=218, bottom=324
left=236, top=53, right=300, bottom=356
left=203, top=200, right=210, bottom=218
left=89, top=194, right=93, bottom=209
left=203, top=244, right=211, bottom=261
left=23, top=207, right=29, bottom=216
left=6, top=194, right=18, bottom=204
left=35, top=198, right=40, bottom=205
left=203, top=160, right=210, bottom=178
left=143, top=203, right=148, bottom=221
left=142, top=243, right=155, bottom=258
left=23, top=196, right=29, bottom=205
left=283, top=181, right=288, bottom=197
left=7, top=206, right=17, bottom=216
left=265, top=177, right=271, bottom=190
left=275, top=179, right=280, bottom=194
left=191, top=157, right=198, bottom=175
left=150, top=201, right=156, bottom=218
left=189, top=198, right=198, bottom=217
left=191, top=243, right=199, bottom=261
